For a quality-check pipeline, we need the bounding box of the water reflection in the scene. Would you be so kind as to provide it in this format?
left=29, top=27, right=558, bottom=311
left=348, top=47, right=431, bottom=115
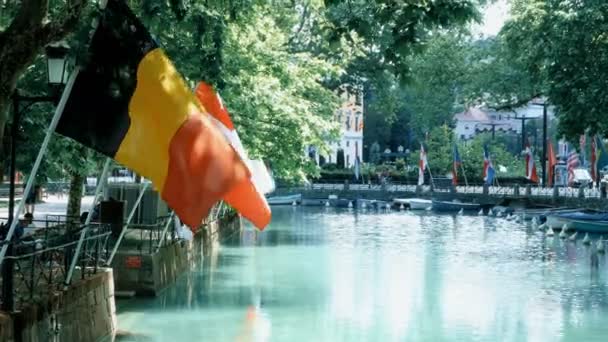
left=117, top=207, right=608, bottom=341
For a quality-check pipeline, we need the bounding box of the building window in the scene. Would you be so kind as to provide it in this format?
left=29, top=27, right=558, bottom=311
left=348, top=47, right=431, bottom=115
left=461, top=134, right=465, bottom=140
left=355, top=117, right=359, bottom=131
left=465, top=125, right=469, bottom=130
left=346, top=141, right=350, bottom=147
left=499, top=115, right=502, bottom=120
left=346, top=116, right=351, bottom=130
left=355, top=141, right=359, bottom=157
left=347, top=155, right=350, bottom=166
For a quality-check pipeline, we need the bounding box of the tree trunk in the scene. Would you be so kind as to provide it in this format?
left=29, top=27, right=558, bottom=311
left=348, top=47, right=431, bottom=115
left=0, top=0, right=88, bottom=155
left=66, top=172, right=84, bottom=232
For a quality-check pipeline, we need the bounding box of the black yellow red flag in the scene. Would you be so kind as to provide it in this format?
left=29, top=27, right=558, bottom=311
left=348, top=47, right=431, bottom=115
left=56, top=0, right=249, bottom=229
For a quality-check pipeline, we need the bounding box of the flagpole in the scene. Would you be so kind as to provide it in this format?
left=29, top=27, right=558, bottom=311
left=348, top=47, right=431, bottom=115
left=460, top=164, right=469, bottom=187
left=0, top=68, right=80, bottom=270
left=427, top=166, right=436, bottom=189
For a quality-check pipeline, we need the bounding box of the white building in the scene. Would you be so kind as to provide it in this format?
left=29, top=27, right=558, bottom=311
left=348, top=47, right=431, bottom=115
left=454, top=98, right=555, bottom=141
left=309, top=85, right=364, bottom=168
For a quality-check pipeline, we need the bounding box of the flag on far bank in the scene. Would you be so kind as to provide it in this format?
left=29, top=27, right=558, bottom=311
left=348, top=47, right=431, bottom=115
left=354, top=156, right=361, bottom=181
left=483, top=145, right=495, bottom=185
left=567, top=147, right=580, bottom=186
left=591, top=135, right=608, bottom=183
left=195, top=82, right=271, bottom=230
left=548, top=140, right=557, bottom=187
left=418, top=143, right=428, bottom=186
left=579, top=134, right=587, bottom=166
left=55, top=0, right=250, bottom=229
left=524, top=141, right=539, bottom=183
left=452, top=144, right=461, bottom=186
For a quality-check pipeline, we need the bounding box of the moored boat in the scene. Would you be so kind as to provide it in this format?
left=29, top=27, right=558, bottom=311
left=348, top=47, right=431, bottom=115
left=407, top=198, right=432, bottom=210
left=569, top=220, right=608, bottom=234
left=431, top=200, right=480, bottom=212
left=546, top=210, right=608, bottom=228
left=301, top=198, right=328, bottom=206
left=267, top=193, right=302, bottom=205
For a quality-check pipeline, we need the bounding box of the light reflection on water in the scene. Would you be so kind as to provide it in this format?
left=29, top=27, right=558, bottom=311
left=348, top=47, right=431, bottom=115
left=117, top=207, right=608, bottom=341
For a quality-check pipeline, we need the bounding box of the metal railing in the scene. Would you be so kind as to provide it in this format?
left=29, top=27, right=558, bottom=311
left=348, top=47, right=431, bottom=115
left=0, top=216, right=112, bottom=310
left=291, top=182, right=607, bottom=201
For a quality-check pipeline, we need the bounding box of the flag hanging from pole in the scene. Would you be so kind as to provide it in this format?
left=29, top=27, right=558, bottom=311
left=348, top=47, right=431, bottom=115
left=591, top=135, right=608, bottom=183
left=524, top=140, right=539, bottom=183
left=567, top=146, right=580, bottom=186
left=483, top=145, right=495, bottom=185
left=548, top=140, right=557, bottom=187
left=55, top=0, right=250, bottom=229
left=452, top=144, right=461, bottom=186
left=580, top=134, right=587, bottom=166
left=195, top=82, right=271, bottom=230
left=418, top=143, right=428, bottom=186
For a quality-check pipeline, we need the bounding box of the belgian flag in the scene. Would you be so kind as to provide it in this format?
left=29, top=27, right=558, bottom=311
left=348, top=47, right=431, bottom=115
left=56, top=0, right=250, bottom=229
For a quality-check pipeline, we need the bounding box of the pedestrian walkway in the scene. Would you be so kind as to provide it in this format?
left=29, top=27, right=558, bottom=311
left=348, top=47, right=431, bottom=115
left=0, top=195, right=94, bottom=228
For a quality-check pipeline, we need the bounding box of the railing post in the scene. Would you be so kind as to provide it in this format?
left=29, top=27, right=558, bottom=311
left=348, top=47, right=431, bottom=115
left=343, top=180, right=349, bottom=191
left=553, top=186, right=559, bottom=201
left=156, top=212, right=175, bottom=252
left=514, top=185, right=520, bottom=197
left=106, top=182, right=150, bottom=266
left=525, top=185, right=532, bottom=197
left=483, top=184, right=489, bottom=196
left=578, top=186, right=585, bottom=199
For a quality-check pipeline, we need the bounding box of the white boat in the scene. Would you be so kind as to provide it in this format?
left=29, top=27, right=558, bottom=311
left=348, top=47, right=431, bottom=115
left=267, top=194, right=302, bottom=205
left=408, top=199, right=432, bottom=210
left=393, top=198, right=432, bottom=210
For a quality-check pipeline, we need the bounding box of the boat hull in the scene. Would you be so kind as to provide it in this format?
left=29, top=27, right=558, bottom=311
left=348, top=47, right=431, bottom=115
left=408, top=199, right=432, bottom=210
left=301, top=198, right=328, bottom=206
left=570, top=220, right=608, bottom=234
left=267, top=194, right=302, bottom=205
left=431, top=200, right=480, bottom=212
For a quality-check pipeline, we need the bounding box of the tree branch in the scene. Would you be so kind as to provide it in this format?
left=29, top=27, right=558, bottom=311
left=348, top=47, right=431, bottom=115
left=487, top=93, right=543, bottom=111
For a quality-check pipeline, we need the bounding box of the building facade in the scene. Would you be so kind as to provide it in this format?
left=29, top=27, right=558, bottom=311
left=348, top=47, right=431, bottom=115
left=309, top=85, right=364, bottom=168
left=454, top=98, right=555, bottom=141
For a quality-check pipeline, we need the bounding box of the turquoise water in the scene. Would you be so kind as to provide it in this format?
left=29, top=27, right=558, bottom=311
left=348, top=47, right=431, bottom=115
left=117, top=207, right=608, bottom=341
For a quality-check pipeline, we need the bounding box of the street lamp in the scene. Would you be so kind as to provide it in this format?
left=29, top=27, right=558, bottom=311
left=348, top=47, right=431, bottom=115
left=1, top=42, right=70, bottom=312
left=45, top=42, right=70, bottom=87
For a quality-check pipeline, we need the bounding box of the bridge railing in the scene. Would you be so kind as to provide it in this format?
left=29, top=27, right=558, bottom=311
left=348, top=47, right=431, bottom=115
left=293, top=181, right=606, bottom=201
left=0, top=217, right=112, bottom=311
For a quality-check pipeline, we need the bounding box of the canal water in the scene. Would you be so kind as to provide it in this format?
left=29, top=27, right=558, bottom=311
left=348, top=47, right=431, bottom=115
left=117, top=207, right=608, bottom=341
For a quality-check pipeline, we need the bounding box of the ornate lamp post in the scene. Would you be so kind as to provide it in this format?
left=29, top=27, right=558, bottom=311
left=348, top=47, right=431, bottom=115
left=1, top=42, right=70, bottom=311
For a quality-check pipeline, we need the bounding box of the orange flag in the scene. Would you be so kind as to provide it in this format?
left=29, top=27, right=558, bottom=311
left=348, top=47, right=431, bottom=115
left=548, top=140, right=557, bottom=187
left=195, top=82, right=271, bottom=230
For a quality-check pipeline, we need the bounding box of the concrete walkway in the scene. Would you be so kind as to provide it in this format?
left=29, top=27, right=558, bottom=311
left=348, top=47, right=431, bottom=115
left=0, top=195, right=95, bottom=228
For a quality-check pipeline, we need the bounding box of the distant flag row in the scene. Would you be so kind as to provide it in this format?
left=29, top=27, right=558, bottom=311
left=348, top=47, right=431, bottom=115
left=411, top=135, right=608, bottom=187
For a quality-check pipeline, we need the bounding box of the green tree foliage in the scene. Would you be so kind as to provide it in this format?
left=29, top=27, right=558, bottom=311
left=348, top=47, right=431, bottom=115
left=6, top=0, right=490, bottom=188
left=0, top=0, right=88, bottom=157
left=501, top=0, right=608, bottom=139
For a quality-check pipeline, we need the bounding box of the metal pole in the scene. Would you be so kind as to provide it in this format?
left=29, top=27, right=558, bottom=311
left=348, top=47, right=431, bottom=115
left=542, top=104, right=548, bottom=186
left=106, top=182, right=149, bottom=265
left=492, top=124, right=495, bottom=139
left=156, top=212, right=175, bottom=252
left=0, top=68, right=80, bottom=270
left=1, top=95, right=20, bottom=311
left=64, top=158, right=110, bottom=286
left=460, top=164, right=469, bottom=187
left=521, top=116, right=526, bottom=151
left=85, top=159, right=111, bottom=226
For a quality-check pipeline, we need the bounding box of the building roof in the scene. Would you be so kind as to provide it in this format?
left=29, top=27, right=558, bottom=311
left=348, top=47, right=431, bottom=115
left=454, top=107, right=491, bottom=123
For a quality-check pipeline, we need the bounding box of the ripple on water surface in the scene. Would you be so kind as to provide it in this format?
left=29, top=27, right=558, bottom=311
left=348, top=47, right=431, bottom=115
left=117, top=207, right=608, bottom=342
